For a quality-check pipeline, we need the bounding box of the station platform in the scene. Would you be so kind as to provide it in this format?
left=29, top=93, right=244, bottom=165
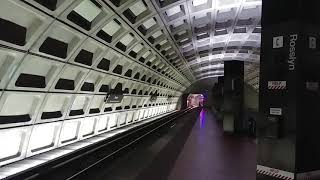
left=66, top=108, right=256, bottom=180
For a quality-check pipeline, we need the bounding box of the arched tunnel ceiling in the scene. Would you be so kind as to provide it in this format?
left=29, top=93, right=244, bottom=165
left=184, top=77, right=218, bottom=94
left=152, top=0, right=262, bottom=80
left=0, top=0, right=191, bottom=170
left=0, top=0, right=262, bottom=172
left=23, top=0, right=262, bottom=84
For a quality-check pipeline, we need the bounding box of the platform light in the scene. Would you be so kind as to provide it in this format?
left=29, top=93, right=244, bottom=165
left=0, top=130, right=24, bottom=160
left=97, top=115, right=108, bottom=132
left=81, top=117, right=97, bottom=137
left=60, top=120, right=80, bottom=144
left=73, top=0, right=101, bottom=22
left=28, top=123, right=59, bottom=152
left=118, top=113, right=127, bottom=125
left=108, top=114, right=118, bottom=129
left=138, top=110, right=145, bottom=120
left=193, top=0, right=208, bottom=6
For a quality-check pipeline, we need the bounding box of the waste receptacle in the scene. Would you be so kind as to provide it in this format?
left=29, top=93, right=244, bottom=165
left=248, top=117, right=256, bottom=138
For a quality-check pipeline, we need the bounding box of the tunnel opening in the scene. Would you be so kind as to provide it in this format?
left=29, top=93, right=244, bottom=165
left=186, top=94, right=204, bottom=108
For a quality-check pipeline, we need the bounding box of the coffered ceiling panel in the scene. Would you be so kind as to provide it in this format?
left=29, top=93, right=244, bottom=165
left=152, top=0, right=261, bottom=80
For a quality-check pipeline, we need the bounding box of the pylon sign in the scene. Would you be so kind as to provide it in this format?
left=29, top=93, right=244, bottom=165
left=273, top=36, right=284, bottom=48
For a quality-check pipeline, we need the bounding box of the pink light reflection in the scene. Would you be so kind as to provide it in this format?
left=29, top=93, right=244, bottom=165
left=200, top=109, right=205, bottom=128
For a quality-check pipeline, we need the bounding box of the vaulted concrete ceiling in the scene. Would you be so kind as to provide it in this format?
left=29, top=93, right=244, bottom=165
left=0, top=0, right=261, bottom=174
left=150, top=0, right=261, bottom=80
left=91, top=0, right=262, bottom=82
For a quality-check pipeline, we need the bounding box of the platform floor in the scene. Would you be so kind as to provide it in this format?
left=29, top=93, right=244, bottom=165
left=167, top=109, right=256, bottom=180
left=76, top=109, right=256, bottom=180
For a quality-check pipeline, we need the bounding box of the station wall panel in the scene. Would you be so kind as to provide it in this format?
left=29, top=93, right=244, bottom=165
left=30, top=21, right=86, bottom=61
left=0, top=91, right=45, bottom=128
left=7, top=54, right=64, bottom=91
left=0, top=48, right=25, bottom=90
left=80, top=116, right=98, bottom=140
left=0, top=0, right=53, bottom=50
left=26, top=121, right=62, bottom=157
left=0, top=0, right=184, bottom=169
left=0, top=126, right=31, bottom=166
left=36, top=93, right=73, bottom=123
left=58, top=118, right=81, bottom=146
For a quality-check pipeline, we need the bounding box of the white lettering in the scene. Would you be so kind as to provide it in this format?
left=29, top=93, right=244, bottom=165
left=288, top=34, right=298, bottom=71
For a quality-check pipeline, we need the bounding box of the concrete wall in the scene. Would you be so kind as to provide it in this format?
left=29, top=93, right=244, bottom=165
left=243, top=84, right=259, bottom=133
left=244, top=84, right=259, bottom=111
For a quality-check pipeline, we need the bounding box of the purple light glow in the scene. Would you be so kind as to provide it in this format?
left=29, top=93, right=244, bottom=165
left=200, top=110, right=205, bottom=128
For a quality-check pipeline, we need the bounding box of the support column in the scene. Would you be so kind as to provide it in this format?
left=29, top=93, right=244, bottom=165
left=212, top=77, right=224, bottom=121
left=222, top=61, right=244, bottom=133
left=212, top=76, right=224, bottom=111
left=257, top=0, right=320, bottom=179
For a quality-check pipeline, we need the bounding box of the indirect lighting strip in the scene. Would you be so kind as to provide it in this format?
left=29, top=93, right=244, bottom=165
left=0, top=108, right=178, bottom=179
